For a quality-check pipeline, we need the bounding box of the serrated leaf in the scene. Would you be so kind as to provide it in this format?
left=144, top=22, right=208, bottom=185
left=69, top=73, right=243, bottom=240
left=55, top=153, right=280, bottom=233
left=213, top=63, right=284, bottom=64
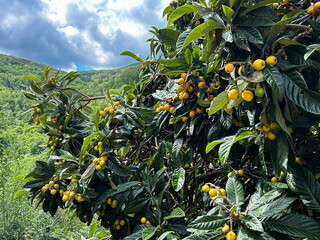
left=208, top=90, right=227, bottom=115
left=143, top=228, right=157, bottom=240
left=79, top=132, right=98, bottom=163
left=164, top=207, right=185, bottom=220
left=240, top=0, right=282, bottom=17
left=184, top=49, right=193, bottom=65
left=226, top=173, right=244, bottom=209
left=172, top=168, right=185, bottom=192
left=287, top=167, right=320, bottom=214
left=158, top=29, right=179, bottom=49
left=240, top=27, right=263, bottom=44
left=242, top=215, right=264, bottom=232
left=250, top=197, right=296, bottom=217
left=80, top=163, right=96, bottom=181
left=263, top=214, right=320, bottom=239
left=176, top=29, right=192, bottom=53
left=188, top=215, right=228, bottom=230
left=264, top=65, right=285, bottom=101
left=283, top=73, right=320, bottom=114
left=172, top=137, right=184, bottom=159
left=120, top=51, right=143, bottom=62
left=182, top=20, right=223, bottom=50
left=247, top=189, right=283, bottom=212
left=304, top=44, right=320, bottom=61
left=234, top=28, right=250, bottom=51
left=167, top=5, right=198, bottom=26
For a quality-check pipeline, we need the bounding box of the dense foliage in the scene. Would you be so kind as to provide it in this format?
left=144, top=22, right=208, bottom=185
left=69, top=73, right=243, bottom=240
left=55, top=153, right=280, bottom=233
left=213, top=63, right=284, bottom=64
left=21, top=0, right=320, bottom=239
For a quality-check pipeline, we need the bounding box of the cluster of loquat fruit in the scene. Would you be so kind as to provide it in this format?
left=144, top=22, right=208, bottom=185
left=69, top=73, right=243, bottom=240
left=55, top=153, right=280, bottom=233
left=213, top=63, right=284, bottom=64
left=31, top=104, right=41, bottom=125
left=99, top=101, right=120, bottom=117
left=47, top=134, right=63, bottom=151
left=226, top=56, right=277, bottom=105
left=201, top=183, right=226, bottom=198
left=256, top=121, right=279, bottom=141
left=93, top=154, right=108, bottom=171
left=41, top=176, right=60, bottom=195
left=227, top=169, right=244, bottom=178
left=140, top=217, right=152, bottom=226
left=222, top=224, right=237, bottom=240
left=308, top=1, right=320, bottom=17
left=114, top=218, right=127, bottom=230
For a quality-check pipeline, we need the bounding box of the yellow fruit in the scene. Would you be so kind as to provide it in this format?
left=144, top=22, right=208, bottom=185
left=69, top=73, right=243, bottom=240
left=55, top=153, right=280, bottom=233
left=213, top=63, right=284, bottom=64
left=227, top=172, right=232, bottom=178
left=192, top=70, right=197, bottom=75
left=238, top=65, right=244, bottom=76
left=273, top=3, right=279, bottom=9
left=181, top=73, right=187, bottom=79
left=198, top=82, right=205, bottom=89
left=109, top=108, right=115, bottom=114
left=100, top=160, right=106, bottom=167
left=111, top=200, right=118, bottom=208
left=49, top=181, right=54, bottom=187
left=169, top=107, right=174, bottom=114
left=54, top=184, right=59, bottom=190
left=59, top=189, right=64, bottom=196
left=116, top=225, right=121, bottom=230
left=228, top=89, right=239, bottom=100
left=101, top=155, right=108, bottom=161
left=270, top=122, right=279, bottom=129
left=222, top=225, right=230, bottom=232
left=94, top=146, right=99, bottom=151
left=156, top=107, right=161, bottom=113
left=287, top=127, right=293, bottom=134
left=225, top=108, right=233, bottom=114
left=271, top=177, right=278, bottom=182
left=93, top=158, right=100, bottom=164
left=120, top=220, right=126, bottom=226
left=107, top=198, right=112, bottom=205
left=266, top=56, right=277, bottom=65
left=238, top=169, right=244, bottom=176
left=267, top=131, right=276, bottom=140
left=62, top=195, right=69, bottom=202
left=295, top=157, right=302, bottom=165
left=141, top=217, right=147, bottom=224
left=53, top=176, right=59, bottom=182
left=76, top=194, right=82, bottom=201
left=195, top=20, right=201, bottom=26
left=226, top=231, right=236, bottom=240
left=283, top=0, right=289, bottom=5
left=219, top=188, right=226, bottom=196
left=183, top=92, right=189, bottom=99
left=242, top=90, right=254, bottom=102
left=188, top=86, right=194, bottom=92
left=41, top=186, right=48, bottom=192
left=225, top=63, right=234, bottom=73
left=189, top=111, right=196, bottom=118
left=114, top=219, right=120, bottom=225
left=314, top=2, right=320, bottom=12
left=96, top=165, right=102, bottom=171
left=263, top=125, right=271, bottom=132
left=146, top=221, right=151, bottom=225
left=253, top=59, right=266, bottom=71
left=150, top=59, right=155, bottom=64
left=202, top=184, right=210, bottom=193
left=177, top=85, right=184, bottom=92
left=182, top=116, right=187, bottom=122
left=196, top=108, right=202, bottom=114
left=70, top=192, right=75, bottom=198
left=178, top=78, right=185, bottom=84
left=209, top=189, right=217, bottom=197
left=164, top=104, right=170, bottom=111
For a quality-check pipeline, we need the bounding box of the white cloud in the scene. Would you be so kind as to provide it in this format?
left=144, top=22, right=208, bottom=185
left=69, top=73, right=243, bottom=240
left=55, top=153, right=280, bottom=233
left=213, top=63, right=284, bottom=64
left=58, top=25, right=79, bottom=36
left=106, top=0, right=144, bottom=10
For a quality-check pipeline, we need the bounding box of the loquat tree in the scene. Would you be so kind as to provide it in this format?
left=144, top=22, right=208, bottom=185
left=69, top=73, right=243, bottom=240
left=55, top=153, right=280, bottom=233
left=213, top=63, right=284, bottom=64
left=20, top=0, right=320, bottom=239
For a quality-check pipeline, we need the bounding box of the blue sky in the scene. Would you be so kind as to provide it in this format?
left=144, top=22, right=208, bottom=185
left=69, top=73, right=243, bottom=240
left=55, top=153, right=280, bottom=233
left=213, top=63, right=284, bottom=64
left=0, top=0, right=171, bottom=71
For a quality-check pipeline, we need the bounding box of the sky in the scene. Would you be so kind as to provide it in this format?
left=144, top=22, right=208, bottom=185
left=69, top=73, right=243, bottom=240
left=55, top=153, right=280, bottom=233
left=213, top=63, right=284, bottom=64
left=0, top=0, right=171, bottom=71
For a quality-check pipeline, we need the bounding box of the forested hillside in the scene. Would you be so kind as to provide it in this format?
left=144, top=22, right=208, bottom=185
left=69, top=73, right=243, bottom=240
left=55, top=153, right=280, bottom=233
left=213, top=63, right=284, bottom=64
left=0, top=53, right=138, bottom=239
left=0, top=54, right=139, bottom=114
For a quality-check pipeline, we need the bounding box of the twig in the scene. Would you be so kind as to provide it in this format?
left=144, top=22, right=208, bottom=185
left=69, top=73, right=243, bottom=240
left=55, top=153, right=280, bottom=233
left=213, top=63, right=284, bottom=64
left=64, top=87, right=90, bottom=98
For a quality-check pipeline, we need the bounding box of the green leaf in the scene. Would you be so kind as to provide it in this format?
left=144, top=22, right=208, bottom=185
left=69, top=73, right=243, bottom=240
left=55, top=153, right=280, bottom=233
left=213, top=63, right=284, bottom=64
left=188, top=215, right=228, bottom=230
left=176, top=29, right=192, bottom=53
left=172, top=168, right=185, bottom=192
left=182, top=20, right=224, bottom=50
left=287, top=167, right=320, bottom=214
left=242, top=215, right=264, bottom=232
left=172, top=137, right=184, bottom=159
left=120, top=51, right=143, bottom=63
left=247, top=189, right=284, bottom=212
left=250, top=197, right=296, bottom=217
left=164, top=207, right=185, bottom=220
left=283, top=73, right=320, bottom=114
left=263, top=214, right=320, bottom=239
left=264, top=65, right=285, bottom=101
left=233, top=28, right=250, bottom=51
left=273, top=96, right=290, bottom=136
left=226, top=173, right=245, bottom=209
left=79, top=132, right=98, bottom=163
left=240, top=0, right=282, bottom=17
left=304, top=44, right=320, bottom=61
left=125, top=198, right=149, bottom=214
left=218, top=128, right=256, bottom=166
left=208, top=90, right=227, bottom=115
left=158, top=29, right=179, bottom=49
left=89, top=222, right=97, bottom=238
left=205, top=139, right=224, bottom=153
left=80, top=163, right=96, bottom=181
left=222, top=5, right=234, bottom=23
left=184, top=49, right=193, bottom=65
left=158, top=232, right=174, bottom=240
left=24, top=92, right=38, bottom=100
left=143, top=228, right=157, bottom=240
left=19, top=75, right=41, bottom=81
left=267, top=17, right=294, bottom=46
left=94, top=109, right=100, bottom=132
left=167, top=5, right=198, bottom=26
left=13, top=190, right=29, bottom=199
left=39, top=113, right=47, bottom=127
left=240, top=27, right=263, bottom=44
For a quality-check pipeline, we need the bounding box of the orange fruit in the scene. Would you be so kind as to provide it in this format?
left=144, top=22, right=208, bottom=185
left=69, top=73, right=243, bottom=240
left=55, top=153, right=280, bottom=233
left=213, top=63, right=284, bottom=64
left=225, top=63, right=234, bottom=73
left=198, top=82, right=205, bottom=89
left=308, top=6, right=317, bottom=16
left=228, top=89, right=239, bottom=100
left=181, top=73, right=187, bottom=79
left=183, top=92, right=189, bottom=99
left=314, top=1, right=320, bottom=12
left=253, top=59, right=266, bottom=71
left=177, top=85, right=184, bottom=92
left=242, top=90, right=254, bottom=102
left=178, top=78, right=185, bottom=84
left=222, top=225, right=230, bottom=232
left=189, top=111, right=196, bottom=118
